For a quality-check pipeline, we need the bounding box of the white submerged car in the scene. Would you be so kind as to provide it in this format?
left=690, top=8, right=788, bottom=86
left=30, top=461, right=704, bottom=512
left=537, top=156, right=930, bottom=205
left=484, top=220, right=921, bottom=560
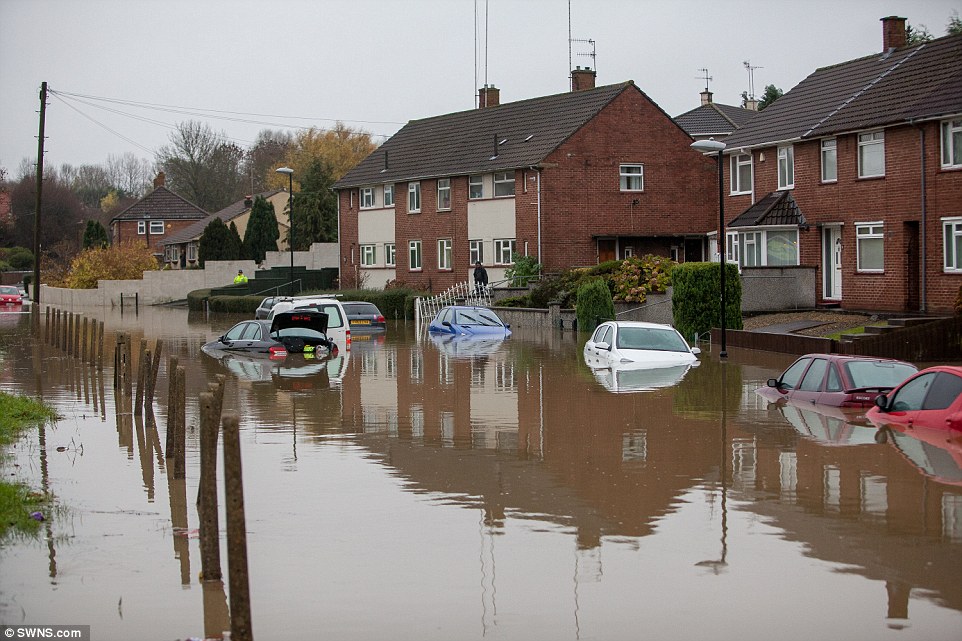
left=584, top=321, right=700, bottom=368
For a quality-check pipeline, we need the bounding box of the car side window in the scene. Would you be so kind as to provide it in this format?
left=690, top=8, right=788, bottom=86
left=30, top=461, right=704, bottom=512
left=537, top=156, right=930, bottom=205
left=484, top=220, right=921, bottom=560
left=321, top=304, right=344, bottom=328
left=601, top=326, right=612, bottom=345
left=780, top=358, right=812, bottom=390
left=921, top=372, right=962, bottom=410
left=799, top=359, right=828, bottom=392
left=241, top=324, right=261, bottom=341
left=825, top=364, right=843, bottom=392
left=591, top=326, right=607, bottom=343
left=224, top=324, right=247, bottom=341
left=889, top=373, right=936, bottom=412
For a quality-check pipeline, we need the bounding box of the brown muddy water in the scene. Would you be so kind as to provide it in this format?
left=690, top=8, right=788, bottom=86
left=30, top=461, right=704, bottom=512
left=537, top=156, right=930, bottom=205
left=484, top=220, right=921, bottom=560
left=0, top=306, right=960, bottom=641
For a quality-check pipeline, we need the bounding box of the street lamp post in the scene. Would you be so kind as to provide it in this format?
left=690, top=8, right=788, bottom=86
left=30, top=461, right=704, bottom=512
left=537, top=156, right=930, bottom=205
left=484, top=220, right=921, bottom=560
left=690, top=138, right=728, bottom=358
left=275, top=167, right=295, bottom=295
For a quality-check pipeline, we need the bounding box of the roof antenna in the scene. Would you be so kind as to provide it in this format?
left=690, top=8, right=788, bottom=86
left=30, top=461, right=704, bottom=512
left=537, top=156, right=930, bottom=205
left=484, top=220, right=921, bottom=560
left=568, top=2, right=596, bottom=89
left=743, top=60, right=763, bottom=100
left=697, top=68, right=712, bottom=92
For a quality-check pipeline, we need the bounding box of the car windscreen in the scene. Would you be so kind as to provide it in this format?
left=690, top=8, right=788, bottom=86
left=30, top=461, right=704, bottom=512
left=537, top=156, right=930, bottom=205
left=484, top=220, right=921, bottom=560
left=616, top=327, right=690, bottom=352
left=454, top=309, right=504, bottom=326
left=844, top=361, right=918, bottom=390
left=0, top=286, right=18, bottom=295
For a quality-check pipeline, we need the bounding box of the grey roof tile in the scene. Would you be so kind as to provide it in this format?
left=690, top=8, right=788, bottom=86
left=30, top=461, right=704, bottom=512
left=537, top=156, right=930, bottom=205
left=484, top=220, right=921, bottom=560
left=675, top=103, right=757, bottom=137
left=729, top=191, right=807, bottom=227
left=162, top=190, right=284, bottom=246
left=110, top=185, right=208, bottom=222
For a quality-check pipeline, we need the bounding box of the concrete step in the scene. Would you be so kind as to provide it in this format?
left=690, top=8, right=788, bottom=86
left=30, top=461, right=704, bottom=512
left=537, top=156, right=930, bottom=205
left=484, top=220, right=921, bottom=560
left=887, top=316, right=944, bottom=328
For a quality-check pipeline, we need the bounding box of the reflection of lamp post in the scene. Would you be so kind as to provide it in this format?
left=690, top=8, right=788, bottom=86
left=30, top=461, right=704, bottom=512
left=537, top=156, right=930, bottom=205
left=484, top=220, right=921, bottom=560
left=275, top=167, right=295, bottom=295
left=690, top=138, right=727, bottom=358
left=696, top=360, right=728, bottom=574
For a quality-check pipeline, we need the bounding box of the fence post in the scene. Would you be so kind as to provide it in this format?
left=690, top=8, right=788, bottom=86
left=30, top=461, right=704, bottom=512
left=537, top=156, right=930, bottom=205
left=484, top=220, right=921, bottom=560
left=223, top=413, right=253, bottom=641
left=197, top=391, right=222, bottom=582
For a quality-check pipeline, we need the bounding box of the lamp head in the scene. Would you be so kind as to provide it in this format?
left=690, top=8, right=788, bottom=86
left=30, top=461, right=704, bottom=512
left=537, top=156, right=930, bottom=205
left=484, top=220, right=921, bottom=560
left=275, top=167, right=294, bottom=176
left=690, top=138, right=727, bottom=153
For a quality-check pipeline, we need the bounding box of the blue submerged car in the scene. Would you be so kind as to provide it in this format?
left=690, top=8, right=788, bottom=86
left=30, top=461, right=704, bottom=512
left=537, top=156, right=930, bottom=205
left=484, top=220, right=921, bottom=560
left=427, top=306, right=512, bottom=337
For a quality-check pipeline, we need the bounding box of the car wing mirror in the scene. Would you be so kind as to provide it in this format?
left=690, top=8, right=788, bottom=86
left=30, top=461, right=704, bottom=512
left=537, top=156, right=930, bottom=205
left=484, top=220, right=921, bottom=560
left=767, top=378, right=780, bottom=389
left=874, top=394, right=889, bottom=412
left=218, top=335, right=228, bottom=344
left=595, top=341, right=610, bottom=351
left=690, top=347, right=701, bottom=355
left=442, top=320, right=452, bottom=327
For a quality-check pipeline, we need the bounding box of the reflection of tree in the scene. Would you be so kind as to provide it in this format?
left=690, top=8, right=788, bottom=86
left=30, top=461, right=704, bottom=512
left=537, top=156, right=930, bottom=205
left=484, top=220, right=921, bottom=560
left=672, top=358, right=742, bottom=418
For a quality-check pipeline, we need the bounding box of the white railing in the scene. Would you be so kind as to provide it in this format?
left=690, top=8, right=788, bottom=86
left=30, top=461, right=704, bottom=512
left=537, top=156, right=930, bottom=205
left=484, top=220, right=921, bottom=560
left=415, top=281, right=492, bottom=329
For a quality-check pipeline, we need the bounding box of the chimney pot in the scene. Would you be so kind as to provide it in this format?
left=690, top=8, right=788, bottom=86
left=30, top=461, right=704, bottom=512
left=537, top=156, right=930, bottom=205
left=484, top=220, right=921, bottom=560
left=881, top=16, right=907, bottom=51
left=700, top=90, right=713, bottom=106
left=153, top=171, right=166, bottom=189
left=478, top=85, right=500, bottom=109
left=570, top=67, right=597, bottom=92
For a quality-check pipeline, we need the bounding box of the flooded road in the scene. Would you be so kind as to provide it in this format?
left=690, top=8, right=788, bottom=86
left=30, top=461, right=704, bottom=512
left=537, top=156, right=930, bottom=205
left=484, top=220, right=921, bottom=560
left=1, top=306, right=960, bottom=640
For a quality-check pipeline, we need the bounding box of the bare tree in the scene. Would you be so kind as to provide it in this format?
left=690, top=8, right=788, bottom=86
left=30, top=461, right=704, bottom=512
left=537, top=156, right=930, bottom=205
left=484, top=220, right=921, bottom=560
left=105, top=152, right=153, bottom=198
left=156, top=120, right=246, bottom=212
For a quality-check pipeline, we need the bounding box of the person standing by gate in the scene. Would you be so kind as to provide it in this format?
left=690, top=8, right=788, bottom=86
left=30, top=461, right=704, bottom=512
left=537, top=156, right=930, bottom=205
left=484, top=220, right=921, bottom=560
left=474, top=261, right=488, bottom=295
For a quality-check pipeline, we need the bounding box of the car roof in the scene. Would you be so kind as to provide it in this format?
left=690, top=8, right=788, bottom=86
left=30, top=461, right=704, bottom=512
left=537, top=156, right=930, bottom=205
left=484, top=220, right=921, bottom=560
left=792, top=353, right=916, bottom=365
left=600, top=321, right=678, bottom=330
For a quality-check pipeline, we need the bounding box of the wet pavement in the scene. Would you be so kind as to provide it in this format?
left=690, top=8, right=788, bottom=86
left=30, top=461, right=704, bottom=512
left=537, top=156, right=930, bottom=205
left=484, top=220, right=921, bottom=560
left=0, top=306, right=960, bottom=640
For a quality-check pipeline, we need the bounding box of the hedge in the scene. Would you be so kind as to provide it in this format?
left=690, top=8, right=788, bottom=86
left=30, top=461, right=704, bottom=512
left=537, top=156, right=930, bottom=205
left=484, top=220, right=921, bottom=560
left=576, top=278, right=615, bottom=333
left=671, top=262, right=742, bottom=343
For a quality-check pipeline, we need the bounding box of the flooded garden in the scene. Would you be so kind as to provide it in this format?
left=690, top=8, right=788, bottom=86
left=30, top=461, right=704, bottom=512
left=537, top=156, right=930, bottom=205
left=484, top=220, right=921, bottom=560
left=0, top=305, right=960, bottom=640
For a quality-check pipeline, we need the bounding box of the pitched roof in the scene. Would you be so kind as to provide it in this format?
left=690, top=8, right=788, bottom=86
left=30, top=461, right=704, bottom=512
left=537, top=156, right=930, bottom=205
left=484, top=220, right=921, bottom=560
left=723, top=33, right=962, bottom=150
left=162, top=190, right=284, bottom=246
left=334, top=83, right=635, bottom=189
left=674, top=102, right=757, bottom=137
left=729, top=191, right=807, bottom=228
left=110, top=185, right=208, bottom=223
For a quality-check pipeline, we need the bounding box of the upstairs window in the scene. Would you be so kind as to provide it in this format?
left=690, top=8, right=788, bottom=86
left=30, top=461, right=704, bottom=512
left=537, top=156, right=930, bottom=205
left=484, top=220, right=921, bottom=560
left=619, top=164, right=644, bottom=191
left=360, top=244, right=376, bottom=266
left=856, top=222, right=884, bottom=272
left=494, top=171, right=515, bottom=197
left=730, top=154, right=752, bottom=195
left=149, top=220, right=165, bottom=234
left=858, top=131, right=885, bottom=178
left=437, top=178, right=451, bottom=211
left=383, top=184, right=394, bottom=207
left=777, top=145, right=794, bottom=190
left=409, top=240, right=422, bottom=270
left=495, top=239, right=515, bottom=265
left=821, top=138, right=837, bottom=183
left=360, top=187, right=374, bottom=209
left=137, top=221, right=146, bottom=235
left=942, top=119, right=962, bottom=168
left=469, top=240, right=484, bottom=265
left=437, top=238, right=452, bottom=270
left=469, top=175, right=484, bottom=199
left=408, top=182, right=421, bottom=213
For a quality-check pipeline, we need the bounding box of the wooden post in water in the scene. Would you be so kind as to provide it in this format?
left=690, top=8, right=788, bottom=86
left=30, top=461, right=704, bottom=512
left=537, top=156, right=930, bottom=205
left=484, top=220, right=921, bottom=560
left=53, top=309, right=60, bottom=349
left=172, top=365, right=186, bottom=480
left=197, top=391, right=222, bottom=582
left=166, top=355, right=179, bottom=456
left=44, top=307, right=51, bottom=345
left=72, top=313, right=80, bottom=357
left=80, top=317, right=88, bottom=363
left=114, top=332, right=125, bottom=390
left=222, top=413, right=253, bottom=641
left=134, top=339, right=147, bottom=417
left=144, top=339, right=164, bottom=413
left=97, top=320, right=104, bottom=370
left=123, top=333, right=133, bottom=399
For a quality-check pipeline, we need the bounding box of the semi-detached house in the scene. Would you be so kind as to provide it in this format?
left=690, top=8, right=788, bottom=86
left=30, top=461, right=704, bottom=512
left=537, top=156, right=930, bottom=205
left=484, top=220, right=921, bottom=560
left=334, top=72, right=717, bottom=292
left=719, top=17, right=962, bottom=314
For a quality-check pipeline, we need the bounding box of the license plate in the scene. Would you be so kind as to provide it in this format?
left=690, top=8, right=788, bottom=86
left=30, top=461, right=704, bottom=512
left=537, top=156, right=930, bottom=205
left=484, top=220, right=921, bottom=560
left=352, top=319, right=371, bottom=325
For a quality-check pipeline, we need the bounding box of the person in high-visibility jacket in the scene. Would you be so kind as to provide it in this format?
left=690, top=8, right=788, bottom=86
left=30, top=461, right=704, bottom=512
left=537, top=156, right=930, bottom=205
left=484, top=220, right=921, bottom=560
left=234, top=269, right=248, bottom=284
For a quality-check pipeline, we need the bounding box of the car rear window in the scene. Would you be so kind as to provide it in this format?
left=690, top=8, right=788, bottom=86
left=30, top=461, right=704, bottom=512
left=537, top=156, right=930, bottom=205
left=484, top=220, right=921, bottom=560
left=345, top=303, right=379, bottom=315
left=845, top=361, right=918, bottom=389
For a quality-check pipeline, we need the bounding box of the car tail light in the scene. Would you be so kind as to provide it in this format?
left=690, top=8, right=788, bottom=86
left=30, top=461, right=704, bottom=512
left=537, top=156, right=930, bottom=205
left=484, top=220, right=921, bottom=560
left=346, top=329, right=351, bottom=348
left=376, top=315, right=385, bottom=324
left=269, top=345, right=287, bottom=358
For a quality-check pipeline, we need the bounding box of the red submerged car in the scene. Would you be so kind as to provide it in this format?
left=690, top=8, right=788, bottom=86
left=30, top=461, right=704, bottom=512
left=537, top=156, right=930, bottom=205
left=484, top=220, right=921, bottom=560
left=758, top=353, right=918, bottom=409
left=867, top=365, right=962, bottom=432
left=0, top=285, right=23, bottom=306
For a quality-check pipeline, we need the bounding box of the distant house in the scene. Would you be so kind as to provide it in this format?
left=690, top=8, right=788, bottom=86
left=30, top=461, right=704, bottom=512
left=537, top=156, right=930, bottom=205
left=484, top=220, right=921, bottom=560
left=334, top=69, right=717, bottom=291
left=675, top=90, right=758, bottom=141
left=717, top=16, right=962, bottom=314
left=109, top=172, right=208, bottom=261
left=161, top=190, right=289, bottom=269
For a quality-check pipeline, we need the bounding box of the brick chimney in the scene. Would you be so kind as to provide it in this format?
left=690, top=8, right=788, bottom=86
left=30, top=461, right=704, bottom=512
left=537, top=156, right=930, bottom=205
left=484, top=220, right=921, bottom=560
left=700, top=90, right=713, bottom=106
left=744, top=98, right=759, bottom=111
left=153, top=171, right=166, bottom=189
left=478, top=85, right=500, bottom=108
left=571, top=66, right=597, bottom=91
left=881, top=16, right=907, bottom=51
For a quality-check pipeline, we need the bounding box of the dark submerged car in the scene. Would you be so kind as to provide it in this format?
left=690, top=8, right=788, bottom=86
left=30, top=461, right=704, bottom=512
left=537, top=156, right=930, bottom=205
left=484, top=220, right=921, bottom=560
left=343, top=301, right=387, bottom=332
left=202, top=310, right=335, bottom=357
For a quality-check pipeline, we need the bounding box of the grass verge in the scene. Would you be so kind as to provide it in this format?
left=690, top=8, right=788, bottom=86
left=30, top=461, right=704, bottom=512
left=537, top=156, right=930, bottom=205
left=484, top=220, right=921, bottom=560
left=0, top=391, right=61, bottom=539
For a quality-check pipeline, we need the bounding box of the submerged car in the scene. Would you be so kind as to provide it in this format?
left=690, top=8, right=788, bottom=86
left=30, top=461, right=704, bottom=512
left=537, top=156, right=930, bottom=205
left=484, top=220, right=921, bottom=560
left=202, top=310, right=335, bottom=357
left=588, top=361, right=695, bottom=393
left=428, top=306, right=511, bottom=337
left=583, top=321, right=699, bottom=368
left=758, top=354, right=917, bottom=409
left=268, top=297, right=351, bottom=352
left=254, top=296, right=279, bottom=320
left=0, top=285, right=23, bottom=306
left=343, top=301, right=387, bottom=333
left=868, top=365, right=962, bottom=432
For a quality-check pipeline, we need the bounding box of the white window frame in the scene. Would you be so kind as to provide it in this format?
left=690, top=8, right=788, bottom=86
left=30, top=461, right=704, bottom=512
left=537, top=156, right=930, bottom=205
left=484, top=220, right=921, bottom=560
left=169, top=246, right=180, bottom=263
left=856, top=222, right=884, bottom=272
left=494, top=171, right=515, bottom=197
left=187, top=243, right=198, bottom=261
left=777, top=145, right=794, bottom=190
left=942, top=119, right=962, bottom=169
left=385, top=243, right=396, bottom=267
left=409, top=240, right=422, bottom=271
left=469, top=240, right=484, bottom=265
left=619, top=164, right=644, bottom=191
left=858, top=131, right=885, bottom=178
left=383, top=184, right=394, bottom=207
left=360, top=244, right=376, bottom=266
left=469, top=175, right=484, bottom=199
left=137, top=221, right=146, bottom=235
left=821, top=138, right=837, bottom=183
left=408, top=182, right=421, bottom=213
left=727, top=228, right=800, bottom=268
left=730, top=154, right=753, bottom=195
left=437, top=238, right=452, bottom=270
left=437, top=178, right=451, bottom=211
left=495, top=239, right=515, bottom=265
left=943, top=217, right=962, bottom=272
left=360, top=187, right=375, bottom=209
left=149, top=220, right=164, bottom=234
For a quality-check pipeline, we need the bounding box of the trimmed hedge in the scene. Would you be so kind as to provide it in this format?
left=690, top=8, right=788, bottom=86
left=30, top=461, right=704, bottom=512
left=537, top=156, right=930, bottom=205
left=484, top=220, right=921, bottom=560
left=671, top=262, right=742, bottom=342
left=576, top=278, right=615, bottom=333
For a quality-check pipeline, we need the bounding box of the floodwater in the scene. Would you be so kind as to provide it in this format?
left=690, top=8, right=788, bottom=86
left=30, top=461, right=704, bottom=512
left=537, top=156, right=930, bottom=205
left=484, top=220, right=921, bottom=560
left=0, top=305, right=960, bottom=641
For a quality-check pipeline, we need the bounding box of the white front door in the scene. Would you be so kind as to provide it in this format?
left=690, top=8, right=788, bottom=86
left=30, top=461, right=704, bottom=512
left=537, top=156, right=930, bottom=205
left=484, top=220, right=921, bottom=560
left=822, top=226, right=842, bottom=300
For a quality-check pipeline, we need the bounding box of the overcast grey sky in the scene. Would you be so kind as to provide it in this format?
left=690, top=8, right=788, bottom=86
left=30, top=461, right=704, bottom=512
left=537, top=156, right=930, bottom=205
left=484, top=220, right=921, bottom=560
left=1, top=0, right=959, bottom=174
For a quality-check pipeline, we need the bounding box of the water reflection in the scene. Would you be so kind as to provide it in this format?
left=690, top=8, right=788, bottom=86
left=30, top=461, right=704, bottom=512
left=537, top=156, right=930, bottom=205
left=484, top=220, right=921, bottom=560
left=0, top=308, right=960, bottom=639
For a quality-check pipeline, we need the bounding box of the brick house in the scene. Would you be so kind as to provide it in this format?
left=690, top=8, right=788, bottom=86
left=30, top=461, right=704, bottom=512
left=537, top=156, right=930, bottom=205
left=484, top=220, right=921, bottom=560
left=333, top=73, right=717, bottom=291
left=717, top=17, right=962, bottom=314
left=675, top=89, right=758, bottom=141
left=110, top=172, right=208, bottom=260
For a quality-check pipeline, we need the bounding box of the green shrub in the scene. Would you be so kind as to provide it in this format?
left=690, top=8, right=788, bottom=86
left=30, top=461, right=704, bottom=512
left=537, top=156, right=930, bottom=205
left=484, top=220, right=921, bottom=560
left=610, top=255, right=674, bottom=302
left=576, top=278, right=615, bottom=333
left=671, top=262, right=742, bottom=342
left=207, top=295, right=262, bottom=313
left=187, top=289, right=211, bottom=311
left=505, top=253, right=541, bottom=287
left=495, top=295, right=533, bottom=307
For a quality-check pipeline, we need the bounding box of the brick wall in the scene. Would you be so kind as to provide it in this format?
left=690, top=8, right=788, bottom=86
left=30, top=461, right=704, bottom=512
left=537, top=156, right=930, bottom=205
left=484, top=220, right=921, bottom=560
left=112, top=219, right=199, bottom=256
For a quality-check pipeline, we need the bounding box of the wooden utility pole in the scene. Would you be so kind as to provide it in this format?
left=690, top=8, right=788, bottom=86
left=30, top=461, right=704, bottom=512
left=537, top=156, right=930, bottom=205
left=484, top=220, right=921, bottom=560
left=33, top=82, right=47, bottom=305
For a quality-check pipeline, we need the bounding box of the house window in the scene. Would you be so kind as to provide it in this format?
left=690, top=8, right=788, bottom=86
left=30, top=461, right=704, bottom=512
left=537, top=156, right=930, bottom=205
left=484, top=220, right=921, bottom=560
left=469, top=240, right=484, bottom=265
left=149, top=220, right=165, bottom=234
left=409, top=240, right=422, bottom=270
left=742, top=231, right=762, bottom=267
left=437, top=178, right=451, bottom=211
left=137, top=221, right=146, bottom=235
left=495, top=239, right=515, bottom=265
left=856, top=222, right=884, bottom=272
left=777, top=145, right=794, bottom=190
left=169, top=246, right=180, bottom=263
left=821, top=138, right=837, bottom=183
left=494, top=171, right=515, bottom=197
left=731, top=154, right=752, bottom=195
left=385, top=243, right=396, bottom=267
left=765, top=229, right=799, bottom=266
left=187, top=243, right=198, bottom=261
left=729, top=229, right=799, bottom=267
left=943, top=218, right=962, bottom=272
left=408, top=182, right=421, bottom=212
left=858, top=131, right=885, bottom=178
left=469, top=175, right=484, bottom=199
left=942, top=119, right=962, bottom=168
left=619, top=164, right=644, bottom=191
left=360, top=244, right=376, bottom=266
left=360, top=187, right=374, bottom=209
left=438, top=238, right=452, bottom=270
left=383, top=184, right=394, bottom=207
left=725, top=231, right=739, bottom=264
